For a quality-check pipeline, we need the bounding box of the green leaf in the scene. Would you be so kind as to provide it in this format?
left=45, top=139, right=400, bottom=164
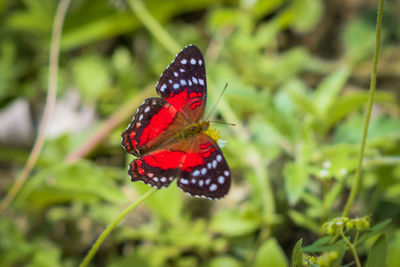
left=343, top=15, right=382, bottom=63
left=326, top=91, right=396, bottom=129
left=284, top=162, right=309, bottom=205
left=291, top=0, right=323, bottom=33
left=71, top=54, right=111, bottom=102
left=209, top=256, right=242, bottom=267
left=387, top=231, right=400, bottom=267
left=210, top=209, right=262, bottom=237
left=288, top=210, right=320, bottom=234
left=358, top=219, right=391, bottom=244
left=303, top=238, right=347, bottom=253
left=313, top=66, right=351, bottom=118
left=17, top=161, right=126, bottom=207
left=366, top=235, right=387, bottom=267
left=253, top=238, right=289, bottom=267
left=133, top=181, right=183, bottom=224
left=291, top=239, right=303, bottom=267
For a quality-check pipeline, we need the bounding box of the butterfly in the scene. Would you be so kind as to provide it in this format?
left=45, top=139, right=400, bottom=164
left=121, top=45, right=230, bottom=199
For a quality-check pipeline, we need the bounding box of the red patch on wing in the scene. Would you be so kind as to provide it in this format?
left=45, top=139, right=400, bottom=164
left=143, top=150, right=186, bottom=169
left=143, top=150, right=205, bottom=170
left=166, top=90, right=189, bottom=111
left=139, top=104, right=177, bottom=146
left=166, top=90, right=203, bottom=112
left=181, top=152, right=205, bottom=169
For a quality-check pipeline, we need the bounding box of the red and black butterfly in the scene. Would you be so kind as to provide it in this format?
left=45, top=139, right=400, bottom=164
left=121, top=45, right=230, bottom=199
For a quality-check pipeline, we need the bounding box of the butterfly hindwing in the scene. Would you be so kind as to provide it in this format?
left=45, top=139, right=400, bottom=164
left=128, top=139, right=191, bottom=188
left=121, top=97, right=186, bottom=156
left=177, top=134, right=231, bottom=199
left=156, top=45, right=207, bottom=122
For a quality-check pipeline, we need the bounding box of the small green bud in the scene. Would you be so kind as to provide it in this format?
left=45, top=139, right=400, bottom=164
left=346, top=221, right=354, bottom=230
left=329, top=251, right=339, bottom=260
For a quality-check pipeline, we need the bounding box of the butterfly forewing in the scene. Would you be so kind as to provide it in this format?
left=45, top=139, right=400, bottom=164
left=156, top=45, right=207, bottom=122
left=177, top=134, right=231, bottom=199
left=121, top=97, right=187, bottom=156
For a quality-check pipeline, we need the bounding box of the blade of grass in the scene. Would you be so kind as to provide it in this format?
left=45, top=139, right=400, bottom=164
left=0, top=0, right=71, bottom=214
left=342, top=0, right=385, bottom=217
left=128, top=0, right=180, bottom=54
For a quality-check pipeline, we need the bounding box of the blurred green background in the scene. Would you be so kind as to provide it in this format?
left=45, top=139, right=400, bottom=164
left=0, top=0, right=399, bottom=266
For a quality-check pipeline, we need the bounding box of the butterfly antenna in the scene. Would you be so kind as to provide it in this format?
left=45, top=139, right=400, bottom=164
left=205, top=83, right=228, bottom=121
left=209, top=121, right=235, bottom=126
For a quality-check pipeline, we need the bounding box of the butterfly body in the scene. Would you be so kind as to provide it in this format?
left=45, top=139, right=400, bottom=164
left=173, top=121, right=209, bottom=140
left=121, top=45, right=230, bottom=199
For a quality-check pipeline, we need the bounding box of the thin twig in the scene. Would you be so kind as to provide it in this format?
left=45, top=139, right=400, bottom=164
left=0, top=0, right=71, bottom=214
left=79, top=188, right=157, bottom=267
left=342, top=0, right=385, bottom=217
left=340, top=229, right=361, bottom=267
left=65, top=85, right=155, bottom=162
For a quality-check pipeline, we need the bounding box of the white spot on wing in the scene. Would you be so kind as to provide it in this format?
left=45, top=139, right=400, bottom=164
left=144, top=106, right=150, bottom=112
left=199, top=180, right=204, bottom=187
left=216, top=154, right=222, bottom=162
left=138, top=114, right=143, bottom=121
left=212, top=160, right=217, bottom=168
left=160, top=84, right=167, bottom=92
left=181, top=59, right=187, bottom=64
left=205, top=178, right=211, bottom=185
left=190, top=58, right=196, bottom=64
left=180, top=68, right=185, bottom=72
left=209, top=184, right=217, bottom=191
left=224, top=170, right=230, bottom=177
left=173, top=72, right=178, bottom=77
left=201, top=168, right=207, bottom=175
left=191, top=179, right=196, bottom=184
left=173, top=83, right=180, bottom=89
left=198, top=59, right=203, bottom=66
left=180, top=79, right=186, bottom=86
left=199, top=79, right=204, bottom=85
left=161, top=177, right=167, bottom=182
left=218, top=176, right=225, bottom=184
left=192, top=77, right=198, bottom=84
left=181, top=179, right=189, bottom=185
left=193, top=170, right=200, bottom=176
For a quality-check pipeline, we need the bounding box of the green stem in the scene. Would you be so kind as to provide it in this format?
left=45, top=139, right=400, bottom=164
left=340, top=229, right=361, bottom=267
left=128, top=0, right=180, bottom=54
left=79, top=188, right=157, bottom=267
left=342, top=0, right=384, bottom=217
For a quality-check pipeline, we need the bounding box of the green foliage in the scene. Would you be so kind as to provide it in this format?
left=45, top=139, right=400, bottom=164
left=1, top=0, right=399, bottom=266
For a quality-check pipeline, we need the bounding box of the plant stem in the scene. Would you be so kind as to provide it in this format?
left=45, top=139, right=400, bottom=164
left=0, top=0, right=71, bottom=214
left=342, top=0, right=384, bottom=217
left=128, top=0, right=180, bottom=54
left=79, top=188, right=157, bottom=267
left=340, top=229, right=361, bottom=267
